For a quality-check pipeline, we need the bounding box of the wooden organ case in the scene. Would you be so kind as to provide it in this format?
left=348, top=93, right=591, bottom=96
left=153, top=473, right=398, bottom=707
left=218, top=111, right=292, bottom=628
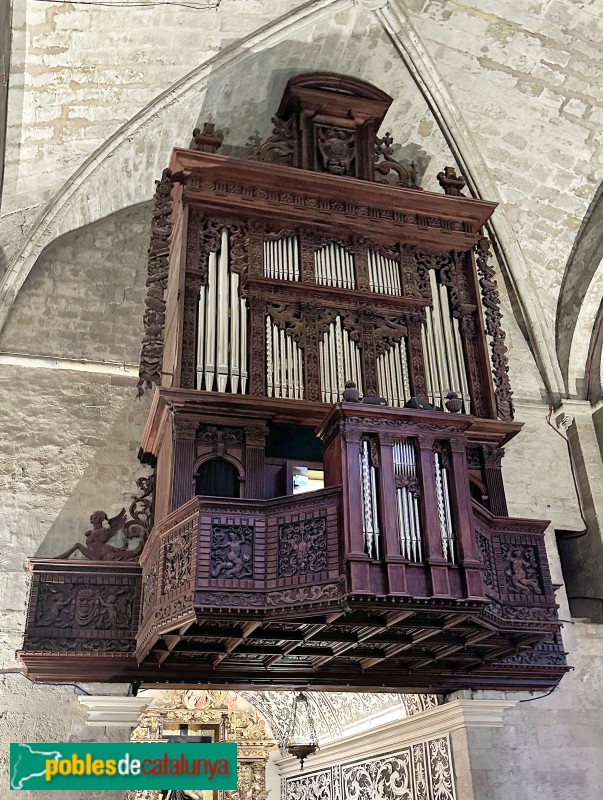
left=20, top=74, right=567, bottom=692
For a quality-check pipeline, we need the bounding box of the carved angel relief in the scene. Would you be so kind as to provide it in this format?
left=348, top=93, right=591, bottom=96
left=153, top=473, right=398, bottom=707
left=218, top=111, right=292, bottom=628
left=57, top=476, right=153, bottom=561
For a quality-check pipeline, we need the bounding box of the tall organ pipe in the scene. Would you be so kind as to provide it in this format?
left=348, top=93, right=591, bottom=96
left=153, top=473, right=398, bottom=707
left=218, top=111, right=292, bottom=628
left=421, top=269, right=471, bottom=412
left=320, top=316, right=363, bottom=403
left=196, top=229, right=248, bottom=394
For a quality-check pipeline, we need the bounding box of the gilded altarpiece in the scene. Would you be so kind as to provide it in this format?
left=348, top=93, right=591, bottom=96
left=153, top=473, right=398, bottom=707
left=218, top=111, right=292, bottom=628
left=129, top=691, right=277, bottom=800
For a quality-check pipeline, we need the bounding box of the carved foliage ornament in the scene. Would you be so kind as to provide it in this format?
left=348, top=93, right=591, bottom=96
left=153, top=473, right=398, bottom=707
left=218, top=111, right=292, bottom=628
left=137, top=169, right=185, bottom=396
left=57, top=476, right=154, bottom=561
left=163, top=520, right=194, bottom=593
left=210, top=523, right=254, bottom=579
left=475, top=234, right=514, bottom=420
left=278, top=517, right=328, bottom=577
left=248, top=116, right=296, bottom=166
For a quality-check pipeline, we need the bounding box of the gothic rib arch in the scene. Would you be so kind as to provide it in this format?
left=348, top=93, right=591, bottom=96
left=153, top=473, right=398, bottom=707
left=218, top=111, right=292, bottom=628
left=556, top=181, right=603, bottom=398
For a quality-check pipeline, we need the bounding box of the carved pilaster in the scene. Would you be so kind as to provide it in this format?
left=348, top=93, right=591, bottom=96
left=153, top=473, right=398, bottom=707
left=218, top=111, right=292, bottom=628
left=475, top=234, right=514, bottom=421
left=482, top=445, right=508, bottom=516
left=354, top=237, right=370, bottom=291
left=406, top=317, right=428, bottom=400
left=302, top=304, right=321, bottom=402
left=249, top=296, right=266, bottom=396
left=300, top=233, right=317, bottom=283
left=171, top=417, right=198, bottom=511
left=360, top=310, right=378, bottom=396
left=244, top=425, right=269, bottom=500
left=459, top=315, right=489, bottom=418
left=180, top=275, right=202, bottom=390
left=400, top=244, right=418, bottom=298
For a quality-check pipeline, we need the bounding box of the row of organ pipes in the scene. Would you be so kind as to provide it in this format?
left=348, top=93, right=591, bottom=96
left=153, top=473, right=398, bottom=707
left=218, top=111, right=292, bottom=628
left=265, top=318, right=305, bottom=399
left=196, top=234, right=473, bottom=417
left=422, top=268, right=471, bottom=413
left=319, top=316, right=363, bottom=404
left=393, top=439, right=423, bottom=562
left=196, top=229, right=248, bottom=394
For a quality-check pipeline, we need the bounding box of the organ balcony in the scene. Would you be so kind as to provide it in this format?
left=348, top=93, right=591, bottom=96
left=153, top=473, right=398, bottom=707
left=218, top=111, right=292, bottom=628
left=18, top=73, right=567, bottom=691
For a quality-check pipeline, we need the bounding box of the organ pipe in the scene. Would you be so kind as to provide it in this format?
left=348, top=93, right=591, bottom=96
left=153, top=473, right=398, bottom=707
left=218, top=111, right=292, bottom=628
left=320, top=316, right=362, bottom=403
left=359, top=439, right=380, bottom=559
left=422, top=269, right=471, bottom=413
left=377, top=340, right=410, bottom=407
left=263, top=236, right=300, bottom=281
left=195, top=229, right=248, bottom=394
left=434, top=450, right=456, bottom=563
left=265, top=317, right=305, bottom=399
left=393, top=439, right=422, bottom=562
left=368, top=249, right=401, bottom=295
left=314, top=243, right=355, bottom=289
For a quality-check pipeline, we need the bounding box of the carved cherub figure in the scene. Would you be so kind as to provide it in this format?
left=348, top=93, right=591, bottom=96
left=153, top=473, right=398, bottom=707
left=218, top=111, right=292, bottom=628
left=58, top=510, right=141, bottom=561
left=505, top=548, right=542, bottom=594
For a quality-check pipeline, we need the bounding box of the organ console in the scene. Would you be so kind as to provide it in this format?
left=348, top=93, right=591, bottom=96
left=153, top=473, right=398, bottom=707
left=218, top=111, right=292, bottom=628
left=20, top=73, right=568, bottom=692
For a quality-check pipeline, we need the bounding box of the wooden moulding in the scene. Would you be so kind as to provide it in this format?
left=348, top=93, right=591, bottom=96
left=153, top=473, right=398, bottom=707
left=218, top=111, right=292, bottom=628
left=168, top=149, right=497, bottom=252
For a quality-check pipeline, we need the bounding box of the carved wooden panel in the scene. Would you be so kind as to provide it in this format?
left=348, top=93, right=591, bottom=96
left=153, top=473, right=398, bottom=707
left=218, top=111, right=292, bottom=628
left=278, top=517, right=328, bottom=577
left=210, top=522, right=254, bottom=579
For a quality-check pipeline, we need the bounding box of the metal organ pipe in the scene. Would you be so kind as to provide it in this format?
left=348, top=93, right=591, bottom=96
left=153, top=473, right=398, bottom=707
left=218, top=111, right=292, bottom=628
left=368, top=249, right=401, bottom=295
left=265, top=317, right=305, bottom=399
left=359, top=439, right=380, bottom=559
left=314, top=243, right=356, bottom=289
left=421, top=269, right=471, bottom=413
left=393, top=439, right=422, bottom=562
left=319, top=316, right=363, bottom=403
left=377, top=340, right=410, bottom=407
left=263, top=236, right=300, bottom=281
left=195, top=229, right=249, bottom=394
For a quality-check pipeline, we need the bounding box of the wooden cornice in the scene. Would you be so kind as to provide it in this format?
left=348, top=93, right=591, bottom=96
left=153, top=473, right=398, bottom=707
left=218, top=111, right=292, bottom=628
left=168, top=149, right=497, bottom=250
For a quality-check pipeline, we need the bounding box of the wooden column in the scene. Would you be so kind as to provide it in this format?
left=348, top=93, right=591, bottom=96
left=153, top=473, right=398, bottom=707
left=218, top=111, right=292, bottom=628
left=302, top=305, right=321, bottom=402
left=417, top=434, right=451, bottom=597
left=406, top=316, right=428, bottom=401
left=448, top=436, right=485, bottom=599
left=378, top=432, right=408, bottom=595
left=171, top=416, right=198, bottom=511
left=483, top=445, right=508, bottom=516
left=243, top=425, right=268, bottom=499
left=249, top=296, right=266, bottom=397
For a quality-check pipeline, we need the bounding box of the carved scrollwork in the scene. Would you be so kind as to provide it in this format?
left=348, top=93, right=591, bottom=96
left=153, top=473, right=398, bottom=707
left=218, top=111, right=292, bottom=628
left=248, top=116, right=296, bottom=166
left=210, top=523, right=254, bottom=579
left=197, top=426, right=244, bottom=446
left=137, top=169, right=184, bottom=396
left=278, top=517, right=328, bottom=577
left=373, top=131, right=420, bottom=189
left=374, top=315, right=407, bottom=356
left=475, top=234, right=514, bottom=420
left=266, top=301, right=304, bottom=342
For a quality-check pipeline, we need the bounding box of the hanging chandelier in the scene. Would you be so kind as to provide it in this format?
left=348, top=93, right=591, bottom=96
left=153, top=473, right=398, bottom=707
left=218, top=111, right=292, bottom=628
left=285, top=692, right=319, bottom=770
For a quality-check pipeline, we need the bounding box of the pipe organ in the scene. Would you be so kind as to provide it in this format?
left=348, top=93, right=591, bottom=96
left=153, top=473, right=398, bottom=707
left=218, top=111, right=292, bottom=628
left=20, top=73, right=566, bottom=695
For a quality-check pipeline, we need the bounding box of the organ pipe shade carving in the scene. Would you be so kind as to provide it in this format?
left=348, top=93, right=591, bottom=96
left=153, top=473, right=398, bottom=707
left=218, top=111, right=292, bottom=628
left=377, top=339, right=411, bottom=407
left=422, top=268, right=470, bottom=413
left=368, top=248, right=402, bottom=295
left=263, top=235, right=300, bottom=281
left=320, top=316, right=362, bottom=403
left=196, top=229, right=248, bottom=394
left=266, top=317, right=305, bottom=399
left=314, top=242, right=355, bottom=289
left=434, top=448, right=456, bottom=563
left=360, top=439, right=380, bottom=559
left=394, top=439, right=423, bottom=562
